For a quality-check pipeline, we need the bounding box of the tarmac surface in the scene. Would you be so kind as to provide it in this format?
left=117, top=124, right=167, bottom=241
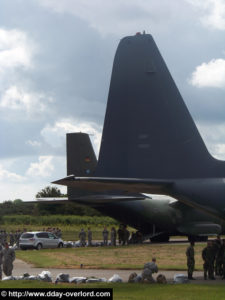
left=11, top=259, right=225, bottom=284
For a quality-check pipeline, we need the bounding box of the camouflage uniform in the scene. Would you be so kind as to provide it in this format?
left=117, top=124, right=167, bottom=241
left=0, top=231, right=3, bottom=246
left=186, top=242, right=195, bottom=279
left=110, top=227, right=116, bottom=246
left=222, top=240, right=225, bottom=279
left=2, top=245, right=15, bottom=276
left=124, top=227, right=130, bottom=245
left=102, top=227, right=109, bottom=246
left=0, top=245, right=3, bottom=280
left=117, top=225, right=124, bottom=245
left=79, top=229, right=86, bottom=247
left=3, top=231, right=7, bottom=245
left=214, top=237, right=223, bottom=276
left=9, top=232, right=15, bottom=247
left=87, top=228, right=92, bottom=246
left=202, top=242, right=215, bottom=280
left=142, top=260, right=158, bottom=283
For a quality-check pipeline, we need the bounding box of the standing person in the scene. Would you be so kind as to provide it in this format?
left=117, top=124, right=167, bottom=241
left=215, top=236, right=223, bottom=276
left=202, top=241, right=215, bottom=280
left=0, top=244, right=3, bottom=280
left=186, top=241, right=195, bottom=280
left=124, top=226, right=130, bottom=245
left=222, top=239, right=225, bottom=279
left=9, top=232, right=15, bottom=247
left=110, top=227, right=116, bottom=246
left=79, top=229, right=86, bottom=247
left=2, top=242, right=15, bottom=276
left=87, top=228, right=92, bottom=246
left=117, top=225, right=123, bottom=245
left=102, top=227, right=109, bottom=246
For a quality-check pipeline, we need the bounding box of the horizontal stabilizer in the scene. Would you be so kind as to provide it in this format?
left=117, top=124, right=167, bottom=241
left=70, top=194, right=147, bottom=204
left=25, top=195, right=147, bottom=205
left=53, top=176, right=172, bottom=194
left=24, top=197, right=69, bottom=204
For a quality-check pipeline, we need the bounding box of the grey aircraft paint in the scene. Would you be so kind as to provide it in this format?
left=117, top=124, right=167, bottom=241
left=54, top=33, right=225, bottom=238
left=64, top=133, right=224, bottom=241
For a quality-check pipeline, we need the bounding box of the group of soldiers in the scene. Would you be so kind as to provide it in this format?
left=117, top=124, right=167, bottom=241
left=78, top=227, right=113, bottom=247
left=78, top=224, right=139, bottom=247
left=0, top=229, right=24, bottom=247
left=43, top=227, right=62, bottom=238
left=186, top=236, right=225, bottom=280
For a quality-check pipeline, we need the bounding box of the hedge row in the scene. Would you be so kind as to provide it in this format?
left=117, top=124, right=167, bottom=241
left=1, top=215, right=119, bottom=226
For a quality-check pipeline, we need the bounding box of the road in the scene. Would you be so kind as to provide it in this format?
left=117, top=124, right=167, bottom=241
left=10, top=259, right=225, bottom=284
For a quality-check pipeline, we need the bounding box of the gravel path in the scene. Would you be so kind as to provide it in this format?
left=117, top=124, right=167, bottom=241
left=11, top=259, right=225, bottom=284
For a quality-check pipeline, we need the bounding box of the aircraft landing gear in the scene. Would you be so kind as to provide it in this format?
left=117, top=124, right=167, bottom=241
left=150, top=234, right=170, bottom=243
left=188, top=235, right=208, bottom=242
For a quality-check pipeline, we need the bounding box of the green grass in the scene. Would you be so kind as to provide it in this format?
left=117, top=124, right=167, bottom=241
left=0, top=218, right=134, bottom=240
left=17, top=243, right=207, bottom=270
left=0, top=281, right=225, bottom=300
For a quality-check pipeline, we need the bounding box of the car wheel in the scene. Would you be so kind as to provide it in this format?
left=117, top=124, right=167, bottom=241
left=36, top=243, right=42, bottom=250
left=58, top=243, right=63, bottom=248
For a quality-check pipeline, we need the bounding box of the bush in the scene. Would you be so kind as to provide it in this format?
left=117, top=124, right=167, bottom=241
left=2, top=215, right=119, bottom=227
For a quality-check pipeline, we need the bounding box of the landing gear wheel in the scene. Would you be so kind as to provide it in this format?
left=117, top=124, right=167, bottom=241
left=150, top=234, right=170, bottom=243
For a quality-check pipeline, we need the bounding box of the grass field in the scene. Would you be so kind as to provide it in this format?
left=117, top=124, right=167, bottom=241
left=0, top=281, right=225, bottom=300
left=17, top=243, right=208, bottom=270
left=0, top=222, right=132, bottom=241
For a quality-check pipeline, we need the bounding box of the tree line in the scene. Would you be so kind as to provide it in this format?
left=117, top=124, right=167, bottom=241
left=0, top=186, right=102, bottom=219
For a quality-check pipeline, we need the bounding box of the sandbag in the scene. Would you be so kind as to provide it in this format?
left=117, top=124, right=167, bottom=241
left=55, top=273, right=70, bottom=283
left=38, top=271, right=52, bottom=282
left=108, top=274, right=123, bottom=283
left=174, top=274, right=189, bottom=284
left=69, top=277, right=86, bottom=284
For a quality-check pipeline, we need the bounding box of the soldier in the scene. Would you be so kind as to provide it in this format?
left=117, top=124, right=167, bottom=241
left=117, top=224, right=124, bottom=245
left=87, top=228, right=92, bottom=246
left=124, top=226, right=130, bottom=245
left=0, top=244, right=3, bottom=280
left=79, top=229, right=86, bottom=247
left=110, top=227, right=116, bottom=246
left=2, top=242, right=15, bottom=276
left=102, top=227, right=109, bottom=246
left=15, top=229, right=21, bottom=247
left=222, top=239, right=225, bottom=279
left=56, top=228, right=62, bottom=238
left=0, top=231, right=3, bottom=246
left=214, top=236, right=223, bottom=276
left=142, top=257, right=158, bottom=283
left=3, top=231, right=7, bottom=245
left=9, top=232, right=15, bottom=247
left=186, top=241, right=195, bottom=280
left=202, top=241, right=215, bottom=280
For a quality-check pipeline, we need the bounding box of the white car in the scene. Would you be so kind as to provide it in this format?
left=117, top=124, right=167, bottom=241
left=19, top=231, right=64, bottom=250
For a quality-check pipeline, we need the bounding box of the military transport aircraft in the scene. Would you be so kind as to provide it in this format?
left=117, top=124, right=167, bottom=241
left=47, top=132, right=224, bottom=242
left=53, top=32, right=225, bottom=240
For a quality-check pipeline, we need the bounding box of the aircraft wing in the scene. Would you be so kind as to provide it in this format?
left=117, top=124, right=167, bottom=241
left=53, top=176, right=173, bottom=194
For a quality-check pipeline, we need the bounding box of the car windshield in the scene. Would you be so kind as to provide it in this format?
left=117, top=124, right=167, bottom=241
left=21, top=233, right=34, bottom=238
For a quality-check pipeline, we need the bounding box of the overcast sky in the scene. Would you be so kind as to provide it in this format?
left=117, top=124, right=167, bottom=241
left=0, top=0, right=225, bottom=201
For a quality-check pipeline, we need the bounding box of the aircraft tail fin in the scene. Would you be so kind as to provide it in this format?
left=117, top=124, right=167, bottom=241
left=67, top=133, right=97, bottom=199
left=95, top=33, right=224, bottom=179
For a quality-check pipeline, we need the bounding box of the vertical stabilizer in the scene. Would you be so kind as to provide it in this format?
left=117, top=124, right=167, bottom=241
left=95, top=33, right=223, bottom=179
left=67, top=133, right=97, bottom=198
